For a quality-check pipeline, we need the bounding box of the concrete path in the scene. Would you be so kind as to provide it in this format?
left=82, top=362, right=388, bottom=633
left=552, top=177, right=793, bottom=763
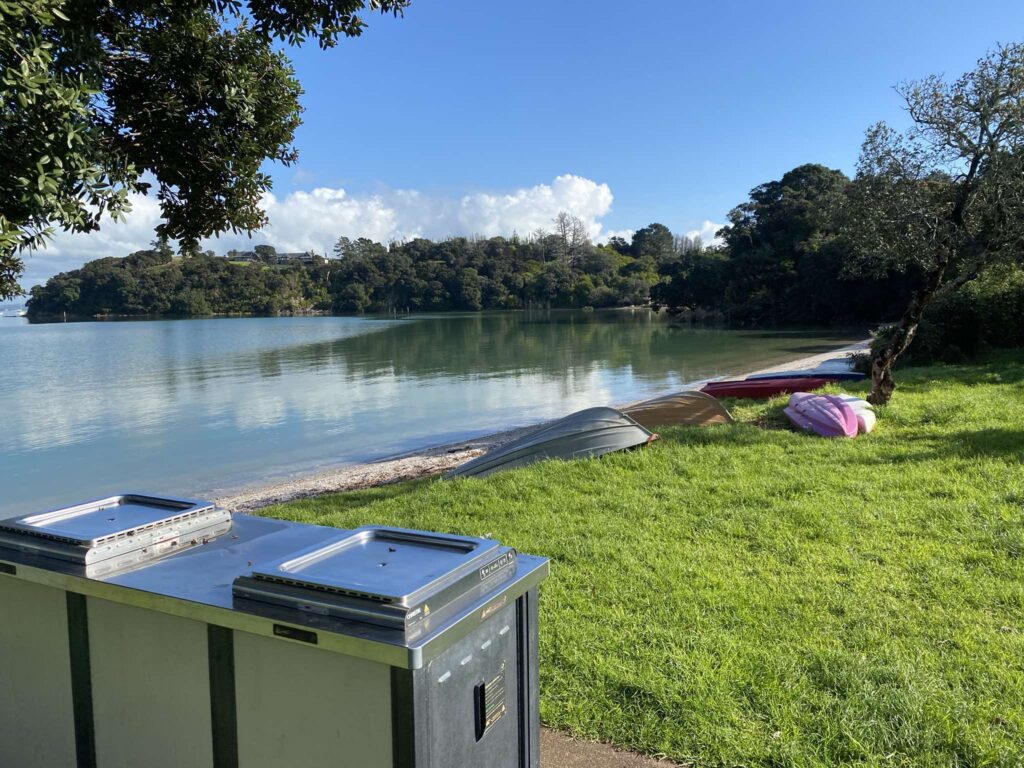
left=541, top=728, right=679, bottom=767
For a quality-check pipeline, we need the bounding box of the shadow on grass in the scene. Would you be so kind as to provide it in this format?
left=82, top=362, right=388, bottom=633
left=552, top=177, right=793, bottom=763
left=852, top=428, right=1024, bottom=463
left=895, top=357, right=1024, bottom=389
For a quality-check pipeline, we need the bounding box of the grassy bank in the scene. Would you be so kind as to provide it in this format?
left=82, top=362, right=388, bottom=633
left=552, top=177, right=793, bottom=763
left=262, top=352, right=1024, bottom=767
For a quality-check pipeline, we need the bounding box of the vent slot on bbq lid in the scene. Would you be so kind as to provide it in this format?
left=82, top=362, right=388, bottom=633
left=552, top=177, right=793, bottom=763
left=0, top=494, right=231, bottom=565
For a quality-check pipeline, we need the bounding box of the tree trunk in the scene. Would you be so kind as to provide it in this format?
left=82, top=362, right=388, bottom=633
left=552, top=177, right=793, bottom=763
left=868, top=262, right=948, bottom=405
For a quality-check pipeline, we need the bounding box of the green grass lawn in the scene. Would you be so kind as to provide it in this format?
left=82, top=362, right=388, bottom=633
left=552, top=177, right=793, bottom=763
left=262, top=351, right=1024, bottom=767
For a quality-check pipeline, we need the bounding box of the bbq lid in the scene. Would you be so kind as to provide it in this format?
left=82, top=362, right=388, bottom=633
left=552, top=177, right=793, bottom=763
left=233, top=526, right=519, bottom=633
left=245, top=526, right=503, bottom=606
left=0, top=494, right=231, bottom=565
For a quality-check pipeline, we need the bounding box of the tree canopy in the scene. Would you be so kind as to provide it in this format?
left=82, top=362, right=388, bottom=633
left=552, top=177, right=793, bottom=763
left=839, top=42, right=1024, bottom=403
left=0, top=0, right=410, bottom=300
left=651, top=164, right=915, bottom=325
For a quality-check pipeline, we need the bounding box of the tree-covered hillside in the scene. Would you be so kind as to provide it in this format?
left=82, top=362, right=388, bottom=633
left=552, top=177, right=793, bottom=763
left=27, top=167, right=917, bottom=323
left=27, top=248, right=330, bottom=317
left=27, top=219, right=689, bottom=317
left=651, top=164, right=916, bottom=325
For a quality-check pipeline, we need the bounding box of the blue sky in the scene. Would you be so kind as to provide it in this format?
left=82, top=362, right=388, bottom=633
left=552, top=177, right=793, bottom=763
left=282, top=0, right=1023, bottom=230
left=24, top=0, right=1024, bottom=289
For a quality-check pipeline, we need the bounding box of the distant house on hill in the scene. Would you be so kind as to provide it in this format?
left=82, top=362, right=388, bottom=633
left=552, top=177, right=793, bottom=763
left=276, top=251, right=323, bottom=265
left=229, top=249, right=328, bottom=266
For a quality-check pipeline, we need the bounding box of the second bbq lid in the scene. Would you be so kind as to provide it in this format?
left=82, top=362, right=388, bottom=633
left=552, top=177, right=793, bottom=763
left=246, top=525, right=503, bottom=606
left=0, top=493, right=230, bottom=564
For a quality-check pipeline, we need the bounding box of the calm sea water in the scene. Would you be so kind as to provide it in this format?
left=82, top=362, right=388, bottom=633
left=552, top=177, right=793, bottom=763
left=0, top=312, right=862, bottom=515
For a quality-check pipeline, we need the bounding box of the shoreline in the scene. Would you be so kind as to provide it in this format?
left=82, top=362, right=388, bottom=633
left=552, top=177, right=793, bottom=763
left=216, top=339, right=871, bottom=512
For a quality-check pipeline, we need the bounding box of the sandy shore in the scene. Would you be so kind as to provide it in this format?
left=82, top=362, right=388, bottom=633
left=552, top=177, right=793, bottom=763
left=216, top=339, right=870, bottom=512
left=741, top=339, right=870, bottom=377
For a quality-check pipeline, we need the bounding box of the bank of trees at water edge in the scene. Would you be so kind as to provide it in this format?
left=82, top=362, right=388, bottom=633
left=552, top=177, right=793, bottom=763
left=27, top=221, right=694, bottom=317
left=21, top=202, right=911, bottom=322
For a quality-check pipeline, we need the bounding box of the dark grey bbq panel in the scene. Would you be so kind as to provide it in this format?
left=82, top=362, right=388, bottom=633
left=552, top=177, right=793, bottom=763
left=423, top=603, right=521, bottom=767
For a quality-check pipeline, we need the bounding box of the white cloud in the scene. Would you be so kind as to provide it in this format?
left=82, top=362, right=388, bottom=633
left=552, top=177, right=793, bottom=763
left=230, top=187, right=400, bottom=254
left=20, top=194, right=165, bottom=289
left=209, top=173, right=616, bottom=253
left=685, top=219, right=725, bottom=246
left=597, top=228, right=634, bottom=245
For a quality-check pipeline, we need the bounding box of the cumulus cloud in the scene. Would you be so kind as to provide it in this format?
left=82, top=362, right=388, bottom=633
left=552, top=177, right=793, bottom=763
left=685, top=219, right=725, bottom=246
left=20, top=194, right=165, bottom=289
left=207, top=173, right=616, bottom=253
left=229, top=187, right=400, bottom=254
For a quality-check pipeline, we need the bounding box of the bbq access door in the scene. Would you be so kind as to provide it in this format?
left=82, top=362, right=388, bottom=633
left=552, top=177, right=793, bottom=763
left=0, top=578, right=78, bottom=768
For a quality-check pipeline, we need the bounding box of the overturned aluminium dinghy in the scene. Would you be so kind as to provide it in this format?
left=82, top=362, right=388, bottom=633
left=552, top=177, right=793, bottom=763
left=446, top=406, right=656, bottom=479
left=622, top=390, right=734, bottom=430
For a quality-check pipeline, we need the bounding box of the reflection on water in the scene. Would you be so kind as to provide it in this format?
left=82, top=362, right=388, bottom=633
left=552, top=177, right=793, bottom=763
left=0, top=312, right=862, bottom=514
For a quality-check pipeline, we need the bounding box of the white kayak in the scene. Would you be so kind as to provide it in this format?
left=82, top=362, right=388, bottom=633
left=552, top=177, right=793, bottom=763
left=834, top=394, right=876, bottom=434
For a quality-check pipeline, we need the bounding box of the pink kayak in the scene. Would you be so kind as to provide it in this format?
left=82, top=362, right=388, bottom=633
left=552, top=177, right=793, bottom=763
left=784, top=393, right=858, bottom=438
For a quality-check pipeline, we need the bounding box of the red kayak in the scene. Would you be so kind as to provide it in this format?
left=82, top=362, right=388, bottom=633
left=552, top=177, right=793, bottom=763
left=700, top=376, right=833, bottom=399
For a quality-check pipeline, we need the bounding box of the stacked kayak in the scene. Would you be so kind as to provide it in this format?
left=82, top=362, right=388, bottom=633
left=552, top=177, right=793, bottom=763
left=783, top=392, right=878, bottom=438
left=746, top=369, right=865, bottom=382
left=833, top=394, right=876, bottom=434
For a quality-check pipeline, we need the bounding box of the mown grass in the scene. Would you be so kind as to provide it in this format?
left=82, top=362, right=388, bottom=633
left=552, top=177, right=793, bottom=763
left=263, top=351, right=1024, bottom=767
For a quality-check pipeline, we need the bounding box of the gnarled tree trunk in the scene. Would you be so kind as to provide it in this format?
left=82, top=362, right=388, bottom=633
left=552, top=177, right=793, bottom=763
left=869, top=261, right=948, bottom=405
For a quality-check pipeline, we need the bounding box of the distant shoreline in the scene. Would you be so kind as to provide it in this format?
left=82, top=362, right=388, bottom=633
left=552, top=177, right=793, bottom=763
left=23, top=308, right=334, bottom=322
left=24, top=305, right=655, bottom=322
left=216, top=338, right=871, bottom=513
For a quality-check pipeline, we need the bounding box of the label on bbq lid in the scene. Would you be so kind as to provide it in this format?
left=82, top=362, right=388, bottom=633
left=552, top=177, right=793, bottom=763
left=479, top=550, right=516, bottom=581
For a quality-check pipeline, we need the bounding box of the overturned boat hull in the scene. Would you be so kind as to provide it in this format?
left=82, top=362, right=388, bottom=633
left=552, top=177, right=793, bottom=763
left=834, top=394, right=877, bottom=434
left=623, top=390, right=734, bottom=429
left=701, top=376, right=833, bottom=399
left=445, top=407, right=656, bottom=479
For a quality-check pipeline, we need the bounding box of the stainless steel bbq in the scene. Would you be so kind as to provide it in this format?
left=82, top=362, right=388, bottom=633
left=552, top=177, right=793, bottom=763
left=0, top=494, right=547, bottom=768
